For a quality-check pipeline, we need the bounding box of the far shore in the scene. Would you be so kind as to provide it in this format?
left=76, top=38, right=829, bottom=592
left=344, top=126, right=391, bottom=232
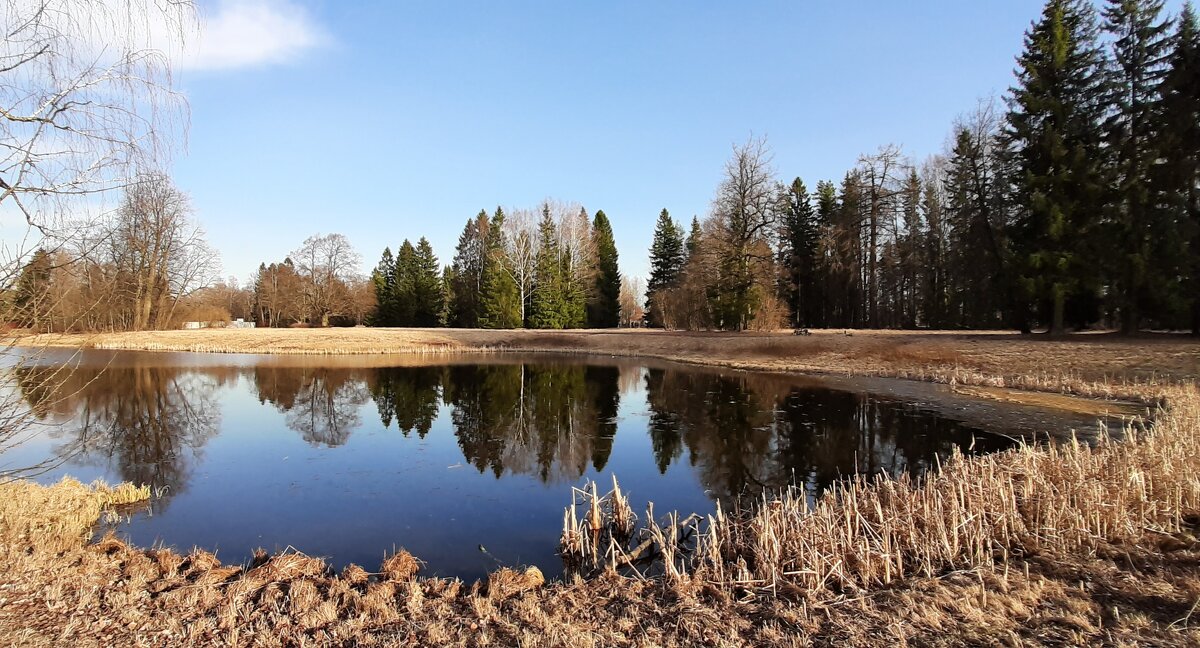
left=11, top=327, right=1199, bottom=404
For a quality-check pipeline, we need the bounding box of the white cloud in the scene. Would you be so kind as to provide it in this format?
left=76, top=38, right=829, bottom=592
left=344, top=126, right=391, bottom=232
left=182, top=0, right=328, bottom=71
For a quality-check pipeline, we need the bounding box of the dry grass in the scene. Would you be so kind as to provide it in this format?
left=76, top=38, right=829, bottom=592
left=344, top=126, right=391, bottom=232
left=565, top=386, right=1199, bottom=601
left=15, top=327, right=1198, bottom=401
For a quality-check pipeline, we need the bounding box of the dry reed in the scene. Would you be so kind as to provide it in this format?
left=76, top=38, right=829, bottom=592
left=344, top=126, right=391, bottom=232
left=564, top=386, right=1200, bottom=599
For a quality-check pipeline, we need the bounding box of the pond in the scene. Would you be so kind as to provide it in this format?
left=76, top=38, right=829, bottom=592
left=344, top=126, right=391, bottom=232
left=1, top=349, right=1093, bottom=581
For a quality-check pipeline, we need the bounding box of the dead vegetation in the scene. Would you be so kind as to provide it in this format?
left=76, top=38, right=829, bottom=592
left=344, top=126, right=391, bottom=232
left=14, top=327, right=1198, bottom=401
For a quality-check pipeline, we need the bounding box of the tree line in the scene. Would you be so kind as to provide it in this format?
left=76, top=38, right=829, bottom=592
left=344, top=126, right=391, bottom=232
left=365, top=202, right=624, bottom=329
left=646, top=0, right=1200, bottom=335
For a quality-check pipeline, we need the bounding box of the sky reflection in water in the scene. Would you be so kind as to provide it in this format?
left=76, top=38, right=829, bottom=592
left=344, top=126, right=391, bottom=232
left=6, top=352, right=1012, bottom=580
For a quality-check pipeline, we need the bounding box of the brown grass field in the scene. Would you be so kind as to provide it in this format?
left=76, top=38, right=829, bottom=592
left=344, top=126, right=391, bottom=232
left=3, top=328, right=1200, bottom=646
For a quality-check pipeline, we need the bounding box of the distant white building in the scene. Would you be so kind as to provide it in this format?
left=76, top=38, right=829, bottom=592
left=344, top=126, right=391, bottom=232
left=182, top=319, right=256, bottom=330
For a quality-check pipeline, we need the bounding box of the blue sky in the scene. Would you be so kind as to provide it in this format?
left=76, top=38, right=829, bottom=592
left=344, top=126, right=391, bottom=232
left=161, top=0, right=1142, bottom=285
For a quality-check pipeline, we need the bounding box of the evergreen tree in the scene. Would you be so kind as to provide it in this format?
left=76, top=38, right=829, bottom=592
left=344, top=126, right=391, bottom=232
left=480, top=207, right=522, bottom=328
left=945, top=126, right=1008, bottom=327
left=645, top=209, right=685, bottom=327
left=1103, top=0, right=1175, bottom=332
left=412, top=237, right=444, bottom=327
left=1005, top=0, right=1109, bottom=335
left=12, top=248, right=54, bottom=329
left=686, top=216, right=702, bottom=259
left=1159, top=3, right=1200, bottom=333
left=813, top=180, right=839, bottom=327
left=449, top=211, right=489, bottom=327
left=370, top=247, right=397, bottom=326
left=898, top=169, right=923, bottom=328
left=394, top=240, right=418, bottom=326
left=440, top=265, right=456, bottom=327
left=530, top=205, right=566, bottom=328
left=778, top=178, right=819, bottom=327
left=587, top=209, right=621, bottom=327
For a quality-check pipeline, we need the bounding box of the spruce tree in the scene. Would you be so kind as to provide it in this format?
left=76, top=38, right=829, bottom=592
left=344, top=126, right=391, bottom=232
left=371, top=247, right=397, bottom=326
left=1005, top=0, right=1109, bottom=335
left=813, top=180, right=839, bottom=327
left=778, top=178, right=818, bottom=327
left=530, top=205, right=566, bottom=328
left=449, top=212, right=489, bottom=327
left=645, top=209, right=685, bottom=327
left=587, top=210, right=621, bottom=327
left=412, top=237, right=444, bottom=327
left=686, top=216, right=702, bottom=259
left=480, top=207, right=522, bottom=328
left=945, top=126, right=1007, bottom=328
left=1103, top=0, right=1175, bottom=332
left=394, top=240, right=418, bottom=326
left=440, top=265, right=456, bottom=327
left=1159, top=3, right=1200, bottom=333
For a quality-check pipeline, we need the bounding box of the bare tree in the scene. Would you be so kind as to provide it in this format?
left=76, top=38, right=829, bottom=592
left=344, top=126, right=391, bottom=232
left=1, top=0, right=195, bottom=232
left=291, top=233, right=363, bottom=327
left=854, top=145, right=908, bottom=327
left=618, top=275, right=643, bottom=327
left=1, top=0, right=197, bottom=476
left=709, top=136, right=779, bottom=330
left=501, top=208, right=537, bottom=324
left=105, top=174, right=217, bottom=330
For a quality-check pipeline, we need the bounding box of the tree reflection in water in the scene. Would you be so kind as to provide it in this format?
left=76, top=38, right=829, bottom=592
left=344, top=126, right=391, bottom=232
left=642, top=367, right=1012, bottom=504
left=13, top=358, right=1012, bottom=514
left=254, top=367, right=370, bottom=447
left=441, top=363, right=622, bottom=482
left=14, top=364, right=223, bottom=502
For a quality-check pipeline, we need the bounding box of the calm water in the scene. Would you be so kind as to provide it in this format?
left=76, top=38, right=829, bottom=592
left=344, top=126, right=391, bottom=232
left=3, top=350, right=1017, bottom=580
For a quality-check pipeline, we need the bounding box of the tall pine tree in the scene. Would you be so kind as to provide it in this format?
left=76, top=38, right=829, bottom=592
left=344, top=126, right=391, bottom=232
left=645, top=209, right=685, bottom=327
left=1005, top=0, right=1109, bottom=335
left=1159, top=3, right=1200, bottom=334
left=587, top=210, right=621, bottom=327
left=1103, top=0, right=1175, bottom=332
left=530, top=205, right=566, bottom=329
left=778, top=178, right=819, bottom=327
left=481, top=207, right=522, bottom=328
left=412, top=237, right=444, bottom=327
left=370, top=247, right=397, bottom=326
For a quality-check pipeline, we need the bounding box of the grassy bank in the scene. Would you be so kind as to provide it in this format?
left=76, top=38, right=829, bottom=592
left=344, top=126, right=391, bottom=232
left=2, top=330, right=1199, bottom=646
left=15, top=327, right=1200, bottom=400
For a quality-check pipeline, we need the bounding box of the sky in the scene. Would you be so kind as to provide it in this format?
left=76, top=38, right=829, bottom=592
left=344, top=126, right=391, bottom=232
left=11, top=0, right=1188, bottom=285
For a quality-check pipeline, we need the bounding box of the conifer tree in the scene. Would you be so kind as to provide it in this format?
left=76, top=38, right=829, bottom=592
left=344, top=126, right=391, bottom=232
left=440, top=265, right=455, bottom=327
left=481, top=207, right=522, bottom=328
left=778, top=178, right=819, bottom=327
left=1159, top=3, right=1200, bottom=333
left=1103, top=0, right=1175, bottom=332
left=370, top=247, right=397, bottom=326
left=530, top=205, right=566, bottom=328
left=394, top=240, right=418, bottom=326
left=1005, top=0, right=1109, bottom=335
left=645, top=209, right=685, bottom=327
left=587, top=210, right=621, bottom=328
left=945, top=126, right=1007, bottom=327
left=412, top=237, right=444, bottom=327
left=686, top=216, right=702, bottom=259
left=449, top=211, right=489, bottom=327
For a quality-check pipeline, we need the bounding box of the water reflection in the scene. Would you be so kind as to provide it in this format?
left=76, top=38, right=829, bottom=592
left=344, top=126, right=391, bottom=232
left=7, top=354, right=1027, bottom=576
left=14, top=359, right=1009, bottom=506
left=15, top=365, right=222, bottom=499
left=254, top=367, right=370, bottom=447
